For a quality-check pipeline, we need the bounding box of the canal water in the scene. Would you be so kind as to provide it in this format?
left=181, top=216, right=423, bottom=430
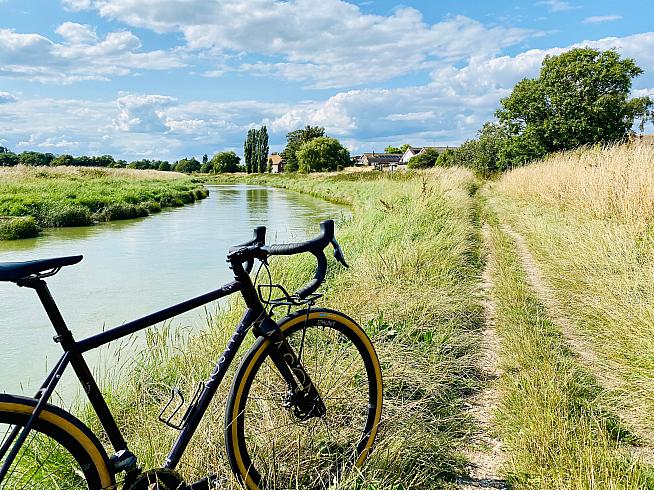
left=0, top=185, right=346, bottom=398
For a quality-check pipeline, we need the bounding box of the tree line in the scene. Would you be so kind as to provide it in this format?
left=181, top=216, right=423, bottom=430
left=0, top=146, right=243, bottom=174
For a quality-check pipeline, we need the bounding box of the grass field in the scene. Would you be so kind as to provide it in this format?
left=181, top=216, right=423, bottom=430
left=483, top=143, right=654, bottom=488
left=0, top=165, right=208, bottom=239
left=90, top=168, right=486, bottom=489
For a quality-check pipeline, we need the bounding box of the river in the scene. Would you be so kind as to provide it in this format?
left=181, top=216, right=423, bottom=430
left=0, top=185, right=346, bottom=398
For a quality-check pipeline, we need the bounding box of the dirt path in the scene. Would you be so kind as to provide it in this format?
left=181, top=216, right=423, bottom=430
left=502, top=224, right=654, bottom=460
left=457, top=226, right=508, bottom=490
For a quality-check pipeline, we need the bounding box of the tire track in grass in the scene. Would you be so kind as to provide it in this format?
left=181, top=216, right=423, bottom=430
left=458, top=225, right=508, bottom=490
left=502, top=224, right=654, bottom=463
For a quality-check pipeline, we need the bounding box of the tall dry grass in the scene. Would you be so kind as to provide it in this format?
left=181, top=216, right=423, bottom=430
left=488, top=142, right=654, bottom=475
left=496, top=143, right=654, bottom=228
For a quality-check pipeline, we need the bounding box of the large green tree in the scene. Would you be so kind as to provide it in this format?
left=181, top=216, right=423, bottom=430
left=174, top=157, right=201, bottom=173
left=210, top=151, right=242, bottom=173
left=296, top=137, right=349, bottom=173
left=497, top=48, right=652, bottom=155
left=282, top=125, right=325, bottom=172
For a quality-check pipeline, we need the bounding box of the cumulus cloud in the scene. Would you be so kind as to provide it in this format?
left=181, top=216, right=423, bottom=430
left=73, top=0, right=537, bottom=88
left=114, top=94, right=177, bottom=132
left=0, top=26, right=186, bottom=83
left=55, top=22, right=98, bottom=43
left=582, top=15, right=623, bottom=24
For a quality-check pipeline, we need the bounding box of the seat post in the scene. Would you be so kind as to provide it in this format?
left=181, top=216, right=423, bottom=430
left=21, top=278, right=75, bottom=349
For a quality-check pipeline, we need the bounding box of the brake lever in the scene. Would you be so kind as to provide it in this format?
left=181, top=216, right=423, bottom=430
left=331, top=239, right=349, bottom=268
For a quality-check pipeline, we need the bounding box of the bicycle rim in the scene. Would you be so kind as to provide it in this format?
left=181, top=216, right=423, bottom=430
left=226, top=309, right=382, bottom=489
left=0, top=399, right=110, bottom=490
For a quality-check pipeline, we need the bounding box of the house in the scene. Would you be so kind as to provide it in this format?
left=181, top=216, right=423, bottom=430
left=268, top=153, right=285, bottom=173
left=400, top=146, right=457, bottom=164
left=357, top=152, right=402, bottom=170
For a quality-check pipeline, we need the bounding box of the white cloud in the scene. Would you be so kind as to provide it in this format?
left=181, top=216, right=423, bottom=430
left=75, top=0, right=537, bottom=88
left=0, top=26, right=186, bottom=84
left=537, top=0, right=576, bottom=12
left=582, top=15, right=623, bottom=25
left=0, top=92, right=16, bottom=103
left=55, top=22, right=98, bottom=43
left=3, top=28, right=653, bottom=160
left=61, top=0, right=93, bottom=11
left=114, top=94, right=177, bottom=132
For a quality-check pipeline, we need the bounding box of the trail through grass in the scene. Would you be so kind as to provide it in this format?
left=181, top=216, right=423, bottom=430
left=484, top=215, right=653, bottom=489
left=487, top=143, right=654, bottom=446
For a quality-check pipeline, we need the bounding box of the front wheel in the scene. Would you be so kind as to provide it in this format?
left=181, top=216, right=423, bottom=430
left=225, top=308, right=383, bottom=490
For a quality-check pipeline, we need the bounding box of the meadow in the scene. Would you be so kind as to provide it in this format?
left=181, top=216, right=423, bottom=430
left=483, top=142, right=654, bottom=487
left=92, top=168, right=486, bottom=489
left=0, top=165, right=208, bottom=239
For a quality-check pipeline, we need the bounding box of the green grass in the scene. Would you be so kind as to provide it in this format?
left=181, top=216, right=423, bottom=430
left=483, top=215, right=654, bottom=488
left=0, top=216, right=39, bottom=240
left=91, top=168, right=485, bottom=489
left=0, top=165, right=208, bottom=239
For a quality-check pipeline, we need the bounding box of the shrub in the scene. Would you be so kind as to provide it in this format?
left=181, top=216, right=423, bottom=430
left=95, top=202, right=149, bottom=221
left=0, top=216, right=39, bottom=240
left=407, top=148, right=440, bottom=169
left=39, top=204, right=93, bottom=227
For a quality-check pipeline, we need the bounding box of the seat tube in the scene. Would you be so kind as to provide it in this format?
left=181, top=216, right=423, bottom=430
left=25, top=279, right=129, bottom=452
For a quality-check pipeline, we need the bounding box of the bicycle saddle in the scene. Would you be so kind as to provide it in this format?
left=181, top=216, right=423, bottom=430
left=0, top=255, right=83, bottom=282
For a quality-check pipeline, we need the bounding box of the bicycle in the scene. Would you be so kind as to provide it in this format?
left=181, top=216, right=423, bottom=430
left=0, top=219, right=383, bottom=489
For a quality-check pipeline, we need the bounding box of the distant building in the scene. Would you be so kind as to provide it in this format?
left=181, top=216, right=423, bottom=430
left=400, top=146, right=457, bottom=164
left=268, top=153, right=285, bottom=173
left=357, top=152, right=402, bottom=170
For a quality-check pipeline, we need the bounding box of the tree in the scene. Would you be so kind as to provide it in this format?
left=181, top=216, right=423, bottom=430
left=202, top=154, right=208, bottom=164
left=385, top=145, right=401, bottom=154
left=282, top=125, right=325, bottom=172
left=244, top=129, right=256, bottom=173
left=407, top=148, right=440, bottom=169
left=158, top=161, right=171, bottom=171
left=256, top=126, right=269, bottom=173
left=51, top=154, right=74, bottom=166
left=174, top=157, right=201, bottom=173
left=399, top=143, right=411, bottom=154
left=210, top=151, right=242, bottom=173
left=296, top=137, right=349, bottom=173
left=435, top=149, right=457, bottom=167
left=497, top=48, right=652, bottom=157
left=18, top=151, right=53, bottom=166
left=0, top=151, right=18, bottom=167
left=0, top=146, right=9, bottom=153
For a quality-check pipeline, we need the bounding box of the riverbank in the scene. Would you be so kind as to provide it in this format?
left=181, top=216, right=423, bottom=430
left=0, top=166, right=208, bottom=239
left=98, top=168, right=484, bottom=488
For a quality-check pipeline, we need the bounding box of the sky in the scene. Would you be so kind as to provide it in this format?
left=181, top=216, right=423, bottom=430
left=1, top=0, right=653, bottom=162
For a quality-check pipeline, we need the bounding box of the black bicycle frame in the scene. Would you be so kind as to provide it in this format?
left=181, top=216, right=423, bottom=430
left=0, top=256, right=308, bottom=486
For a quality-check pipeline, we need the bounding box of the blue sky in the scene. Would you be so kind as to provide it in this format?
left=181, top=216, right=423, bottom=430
left=1, top=0, right=653, bottom=162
